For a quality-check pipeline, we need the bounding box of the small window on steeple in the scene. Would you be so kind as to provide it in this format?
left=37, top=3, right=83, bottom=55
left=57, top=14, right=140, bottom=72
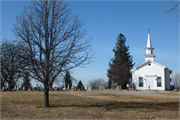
left=148, top=63, right=151, bottom=66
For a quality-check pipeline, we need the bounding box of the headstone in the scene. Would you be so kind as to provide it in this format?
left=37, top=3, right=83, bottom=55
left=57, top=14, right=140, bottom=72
left=85, top=84, right=88, bottom=91
left=40, top=85, right=42, bottom=91
left=103, top=86, right=105, bottom=90
left=59, top=85, right=60, bottom=91
left=87, top=86, right=92, bottom=91
left=14, top=85, right=16, bottom=90
left=28, top=86, right=32, bottom=91
left=17, top=85, right=19, bottom=91
left=63, top=81, right=66, bottom=90
left=3, top=86, right=4, bottom=90
left=70, top=86, right=75, bottom=91
left=115, top=86, right=120, bottom=90
left=23, top=86, right=25, bottom=91
left=112, top=85, right=114, bottom=90
left=99, top=86, right=102, bottom=90
left=67, top=84, right=69, bottom=90
left=36, top=84, right=38, bottom=91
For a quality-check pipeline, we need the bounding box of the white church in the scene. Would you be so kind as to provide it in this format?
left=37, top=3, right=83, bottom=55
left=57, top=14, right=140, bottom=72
left=130, top=31, right=172, bottom=90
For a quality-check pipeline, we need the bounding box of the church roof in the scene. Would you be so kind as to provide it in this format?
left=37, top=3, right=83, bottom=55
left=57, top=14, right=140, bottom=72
left=130, top=60, right=172, bottom=73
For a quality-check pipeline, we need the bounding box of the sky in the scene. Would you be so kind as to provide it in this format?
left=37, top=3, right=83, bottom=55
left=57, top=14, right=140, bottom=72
left=1, top=0, right=179, bottom=87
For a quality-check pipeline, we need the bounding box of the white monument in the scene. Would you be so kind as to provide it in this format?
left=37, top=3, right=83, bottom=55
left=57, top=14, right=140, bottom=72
left=85, top=84, right=88, bottom=91
left=17, top=85, right=19, bottom=91
left=63, top=81, right=66, bottom=90
left=67, top=84, right=69, bottom=90
left=130, top=30, right=172, bottom=90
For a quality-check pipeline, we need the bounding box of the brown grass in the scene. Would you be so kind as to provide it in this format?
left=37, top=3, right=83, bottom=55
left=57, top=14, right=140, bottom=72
left=1, top=91, right=179, bottom=119
left=156, top=90, right=180, bottom=96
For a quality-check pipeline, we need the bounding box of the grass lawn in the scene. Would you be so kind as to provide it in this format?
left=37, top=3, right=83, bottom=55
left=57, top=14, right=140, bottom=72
left=1, top=91, right=179, bottom=119
left=156, top=91, right=180, bottom=96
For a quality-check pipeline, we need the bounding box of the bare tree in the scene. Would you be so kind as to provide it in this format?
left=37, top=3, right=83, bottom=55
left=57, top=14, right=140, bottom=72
left=88, top=78, right=107, bottom=89
left=171, top=72, right=180, bottom=89
left=13, top=0, right=93, bottom=107
left=1, top=39, right=25, bottom=91
left=161, top=0, right=180, bottom=21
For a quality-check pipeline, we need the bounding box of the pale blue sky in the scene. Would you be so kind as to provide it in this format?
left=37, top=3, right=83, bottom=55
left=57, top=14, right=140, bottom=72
left=1, top=1, right=179, bottom=87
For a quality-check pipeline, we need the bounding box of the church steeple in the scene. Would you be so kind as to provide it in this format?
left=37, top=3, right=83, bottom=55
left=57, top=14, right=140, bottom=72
left=147, top=29, right=152, bottom=48
left=144, top=30, right=156, bottom=61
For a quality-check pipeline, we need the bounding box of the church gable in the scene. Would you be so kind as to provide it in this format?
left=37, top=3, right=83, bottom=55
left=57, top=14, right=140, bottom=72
left=136, top=61, right=164, bottom=75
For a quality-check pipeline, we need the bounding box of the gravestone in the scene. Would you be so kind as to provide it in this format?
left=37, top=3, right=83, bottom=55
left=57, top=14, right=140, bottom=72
left=87, top=86, right=92, bottom=91
left=36, top=84, right=38, bottom=91
left=28, top=86, right=32, bottom=91
left=40, top=85, right=42, bottom=91
left=67, top=84, right=69, bottom=90
left=23, top=86, right=25, bottom=91
left=3, top=86, right=4, bottom=91
left=99, top=86, right=102, bottom=90
left=85, top=84, right=88, bottom=91
left=115, top=86, right=120, bottom=90
left=103, top=86, right=105, bottom=90
left=63, top=81, right=66, bottom=90
left=17, top=85, right=19, bottom=91
left=70, top=86, right=75, bottom=91
left=14, top=85, right=16, bottom=90
left=112, top=85, right=114, bottom=90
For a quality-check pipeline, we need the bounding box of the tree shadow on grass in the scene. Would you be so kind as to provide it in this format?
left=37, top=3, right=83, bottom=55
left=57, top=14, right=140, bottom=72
left=36, top=101, right=179, bottom=110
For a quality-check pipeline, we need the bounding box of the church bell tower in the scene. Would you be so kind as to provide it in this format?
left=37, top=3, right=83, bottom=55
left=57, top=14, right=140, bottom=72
left=144, top=29, right=156, bottom=61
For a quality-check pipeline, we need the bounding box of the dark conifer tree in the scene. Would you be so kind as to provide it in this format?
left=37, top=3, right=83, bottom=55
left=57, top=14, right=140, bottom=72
left=107, top=33, right=135, bottom=89
left=107, top=78, right=112, bottom=89
left=64, top=71, right=72, bottom=90
left=77, top=80, right=84, bottom=90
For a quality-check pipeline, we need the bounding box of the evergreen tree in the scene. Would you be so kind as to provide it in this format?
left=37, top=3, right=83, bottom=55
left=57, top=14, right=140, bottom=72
left=22, top=73, right=31, bottom=90
left=107, top=78, right=112, bottom=89
left=107, top=33, right=135, bottom=89
left=64, top=70, right=72, bottom=90
left=77, top=80, right=84, bottom=90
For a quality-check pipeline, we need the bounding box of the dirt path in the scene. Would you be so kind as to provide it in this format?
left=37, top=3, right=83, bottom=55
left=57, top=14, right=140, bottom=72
left=88, top=90, right=180, bottom=98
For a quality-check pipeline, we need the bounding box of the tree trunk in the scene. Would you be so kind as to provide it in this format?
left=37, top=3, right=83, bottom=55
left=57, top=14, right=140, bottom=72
left=44, top=86, right=49, bottom=107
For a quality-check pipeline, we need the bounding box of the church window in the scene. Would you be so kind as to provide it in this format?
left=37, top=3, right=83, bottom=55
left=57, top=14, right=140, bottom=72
left=139, top=77, right=143, bottom=87
left=157, top=77, right=161, bottom=87
left=148, top=63, right=151, bottom=66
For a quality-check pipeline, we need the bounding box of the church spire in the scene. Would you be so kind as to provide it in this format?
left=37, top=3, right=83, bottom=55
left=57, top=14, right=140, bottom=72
left=147, top=29, right=152, bottom=48
left=144, top=29, right=156, bottom=61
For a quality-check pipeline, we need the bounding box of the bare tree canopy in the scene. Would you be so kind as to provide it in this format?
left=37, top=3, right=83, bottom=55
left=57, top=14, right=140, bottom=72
left=13, top=0, right=94, bottom=107
left=1, top=39, right=25, bottom=91
left=161, top=0, right=180, bottom=21
left=88, top=78, right=107, bottom=89
left=171, top=72, right=180, bottom=88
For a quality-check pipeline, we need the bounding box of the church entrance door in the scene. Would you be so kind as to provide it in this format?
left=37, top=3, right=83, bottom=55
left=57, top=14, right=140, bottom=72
left=146, top=77, right=154, bottom=89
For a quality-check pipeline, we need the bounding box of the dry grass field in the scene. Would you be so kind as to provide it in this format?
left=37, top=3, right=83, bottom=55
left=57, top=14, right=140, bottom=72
left=1, top=91, right=179, bottom=119
left=156, top=90, right=180, bottom=96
